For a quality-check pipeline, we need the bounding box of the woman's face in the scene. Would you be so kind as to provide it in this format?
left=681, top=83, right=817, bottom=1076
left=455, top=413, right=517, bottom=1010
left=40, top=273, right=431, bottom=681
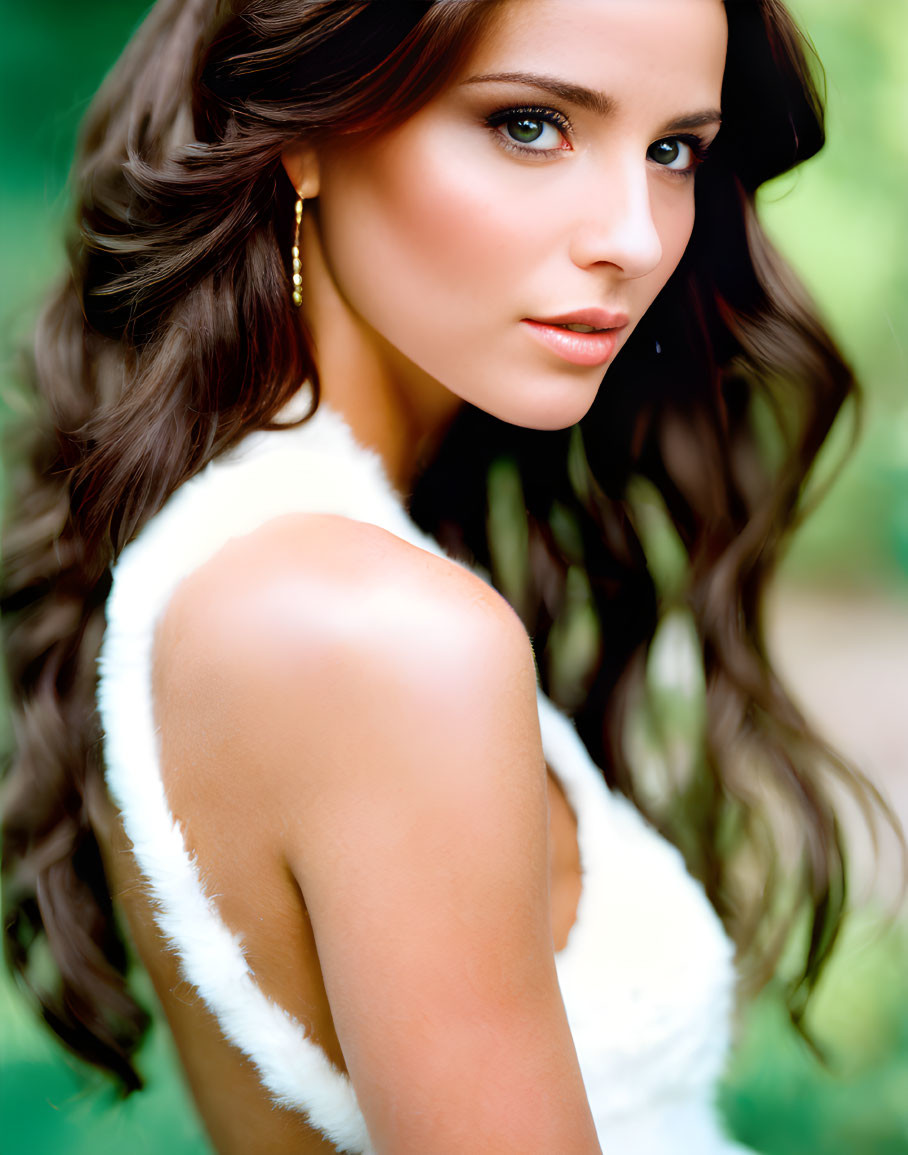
left=306, top=0, right=728, bottom=430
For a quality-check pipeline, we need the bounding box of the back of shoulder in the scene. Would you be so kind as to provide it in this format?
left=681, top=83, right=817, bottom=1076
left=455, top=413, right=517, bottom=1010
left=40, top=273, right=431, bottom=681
left=154, top=513, right=540, bottom=796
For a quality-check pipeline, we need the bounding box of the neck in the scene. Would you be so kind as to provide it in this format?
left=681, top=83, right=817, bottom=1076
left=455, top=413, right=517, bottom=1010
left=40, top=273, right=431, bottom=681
left=298, top=207, right=463, bottom=494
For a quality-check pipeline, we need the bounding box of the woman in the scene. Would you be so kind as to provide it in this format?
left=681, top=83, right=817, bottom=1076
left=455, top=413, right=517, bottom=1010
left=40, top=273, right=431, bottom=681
left=0, top=0, right=877, bottom=1151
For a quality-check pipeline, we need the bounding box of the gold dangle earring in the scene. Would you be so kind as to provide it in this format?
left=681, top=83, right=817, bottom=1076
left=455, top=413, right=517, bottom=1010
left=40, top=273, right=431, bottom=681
left=291, top=195, right=303, bottom=308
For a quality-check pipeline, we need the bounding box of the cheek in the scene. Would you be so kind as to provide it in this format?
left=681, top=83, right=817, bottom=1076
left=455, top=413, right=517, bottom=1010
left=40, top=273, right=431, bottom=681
left=315, top=132, right=529, bottom=351
left=648, top=191, right=697, bottom=302
left=668, top=197, right=697, bottom=267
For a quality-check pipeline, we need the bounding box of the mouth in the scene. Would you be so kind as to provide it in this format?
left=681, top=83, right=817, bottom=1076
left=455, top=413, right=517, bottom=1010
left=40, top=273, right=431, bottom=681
left=552, top=322, right=604, bottom=334
left=521, top=309, right=629, bottom=368
left=531, top=307, right=630, bottom=331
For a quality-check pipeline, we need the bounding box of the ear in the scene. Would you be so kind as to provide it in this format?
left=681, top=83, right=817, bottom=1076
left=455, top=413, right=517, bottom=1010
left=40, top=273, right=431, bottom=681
left=281, top=142, right=321, bottom=199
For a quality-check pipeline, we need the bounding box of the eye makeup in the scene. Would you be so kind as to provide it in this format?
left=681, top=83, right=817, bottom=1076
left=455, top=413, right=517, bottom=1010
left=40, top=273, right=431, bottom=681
left=482, top=103, right=714, bottom=175
left=647, top=133, right=714, bottom=175
left=484, top=104, right=574, bottom=157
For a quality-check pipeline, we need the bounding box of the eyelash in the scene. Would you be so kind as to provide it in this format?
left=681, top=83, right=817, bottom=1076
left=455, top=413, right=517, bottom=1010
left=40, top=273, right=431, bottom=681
left=485, top=105, right=573, bottom=158
left=649, top=134, right=713, bottom=176
left=484, top=104, right=712, bottom=176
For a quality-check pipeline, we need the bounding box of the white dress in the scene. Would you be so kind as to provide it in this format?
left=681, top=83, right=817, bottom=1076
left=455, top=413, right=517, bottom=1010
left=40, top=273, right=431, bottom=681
left=98, top=392, right=753, bottom=1154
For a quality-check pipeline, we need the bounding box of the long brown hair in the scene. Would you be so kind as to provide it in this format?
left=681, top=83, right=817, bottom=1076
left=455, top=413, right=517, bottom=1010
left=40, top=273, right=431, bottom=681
left=1, top=0, right=889, bottom=1091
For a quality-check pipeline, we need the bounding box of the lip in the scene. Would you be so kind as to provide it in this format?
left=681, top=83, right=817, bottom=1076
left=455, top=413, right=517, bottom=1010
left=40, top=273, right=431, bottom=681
left=521, top=308, right=629, bottom=368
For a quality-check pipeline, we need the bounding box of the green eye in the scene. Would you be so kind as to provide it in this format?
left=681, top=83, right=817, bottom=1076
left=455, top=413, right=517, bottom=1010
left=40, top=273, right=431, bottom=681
left=647, top=137, right=704, bottom=173
left=508, top=117, right=545, bottom=144
left=487, top=106, right=571, bottom=153
left=650, top=140, right=682, bottom=166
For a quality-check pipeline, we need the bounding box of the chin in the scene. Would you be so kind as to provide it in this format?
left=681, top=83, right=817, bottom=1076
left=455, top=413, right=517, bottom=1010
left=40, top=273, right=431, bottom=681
left=477, top=375, right=605, bottom=431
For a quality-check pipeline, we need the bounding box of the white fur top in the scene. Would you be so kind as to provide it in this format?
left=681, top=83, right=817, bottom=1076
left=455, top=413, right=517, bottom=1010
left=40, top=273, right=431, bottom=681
left=98, top=391, right=752, bottom=1154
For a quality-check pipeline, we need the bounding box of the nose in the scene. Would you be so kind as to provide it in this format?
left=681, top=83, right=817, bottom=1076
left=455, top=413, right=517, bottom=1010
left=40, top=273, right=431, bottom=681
left=568, top=158, right=663, bottom=280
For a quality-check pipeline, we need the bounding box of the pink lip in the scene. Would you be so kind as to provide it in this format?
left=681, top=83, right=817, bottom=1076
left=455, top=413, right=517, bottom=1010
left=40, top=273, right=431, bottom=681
left=521, top=308, right=628, bottom=368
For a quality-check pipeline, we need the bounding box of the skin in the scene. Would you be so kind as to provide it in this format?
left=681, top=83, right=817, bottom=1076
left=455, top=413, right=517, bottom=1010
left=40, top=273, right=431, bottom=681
left=103, top=2, right=728, bottom=1152
left=286, top=0, right=726, bottom=489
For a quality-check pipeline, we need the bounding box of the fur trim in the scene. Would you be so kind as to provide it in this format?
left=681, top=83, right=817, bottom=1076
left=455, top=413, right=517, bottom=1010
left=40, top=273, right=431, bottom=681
left=99, top=396, right=748, bottom=1153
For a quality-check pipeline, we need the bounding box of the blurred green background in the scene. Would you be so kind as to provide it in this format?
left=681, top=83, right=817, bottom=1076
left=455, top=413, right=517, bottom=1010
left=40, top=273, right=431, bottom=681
left=1, top=1, right=907, bottom=1152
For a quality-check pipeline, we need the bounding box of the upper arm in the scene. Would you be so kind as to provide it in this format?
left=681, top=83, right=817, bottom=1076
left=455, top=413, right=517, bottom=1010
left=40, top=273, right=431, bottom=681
left=155, top=515, right=600, bottom=1155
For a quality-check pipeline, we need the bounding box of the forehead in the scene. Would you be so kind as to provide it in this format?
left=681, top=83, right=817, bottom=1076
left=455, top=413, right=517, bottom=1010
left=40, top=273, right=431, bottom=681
left=456, top=0, right=728, bottom=110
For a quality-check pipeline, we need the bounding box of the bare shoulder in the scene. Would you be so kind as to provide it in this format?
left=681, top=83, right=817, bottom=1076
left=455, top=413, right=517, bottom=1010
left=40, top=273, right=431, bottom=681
left=156, top=510, right=535, bottom=687
left=153, top=512, right=540, bottom=808
left=154, top=514, right=599, bottom=1151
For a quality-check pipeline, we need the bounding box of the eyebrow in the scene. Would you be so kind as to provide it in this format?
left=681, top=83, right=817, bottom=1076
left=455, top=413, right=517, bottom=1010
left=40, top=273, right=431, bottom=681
left=465, top=71, right=616, bottom=117
left=463, top=71, right=722, bottom=134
